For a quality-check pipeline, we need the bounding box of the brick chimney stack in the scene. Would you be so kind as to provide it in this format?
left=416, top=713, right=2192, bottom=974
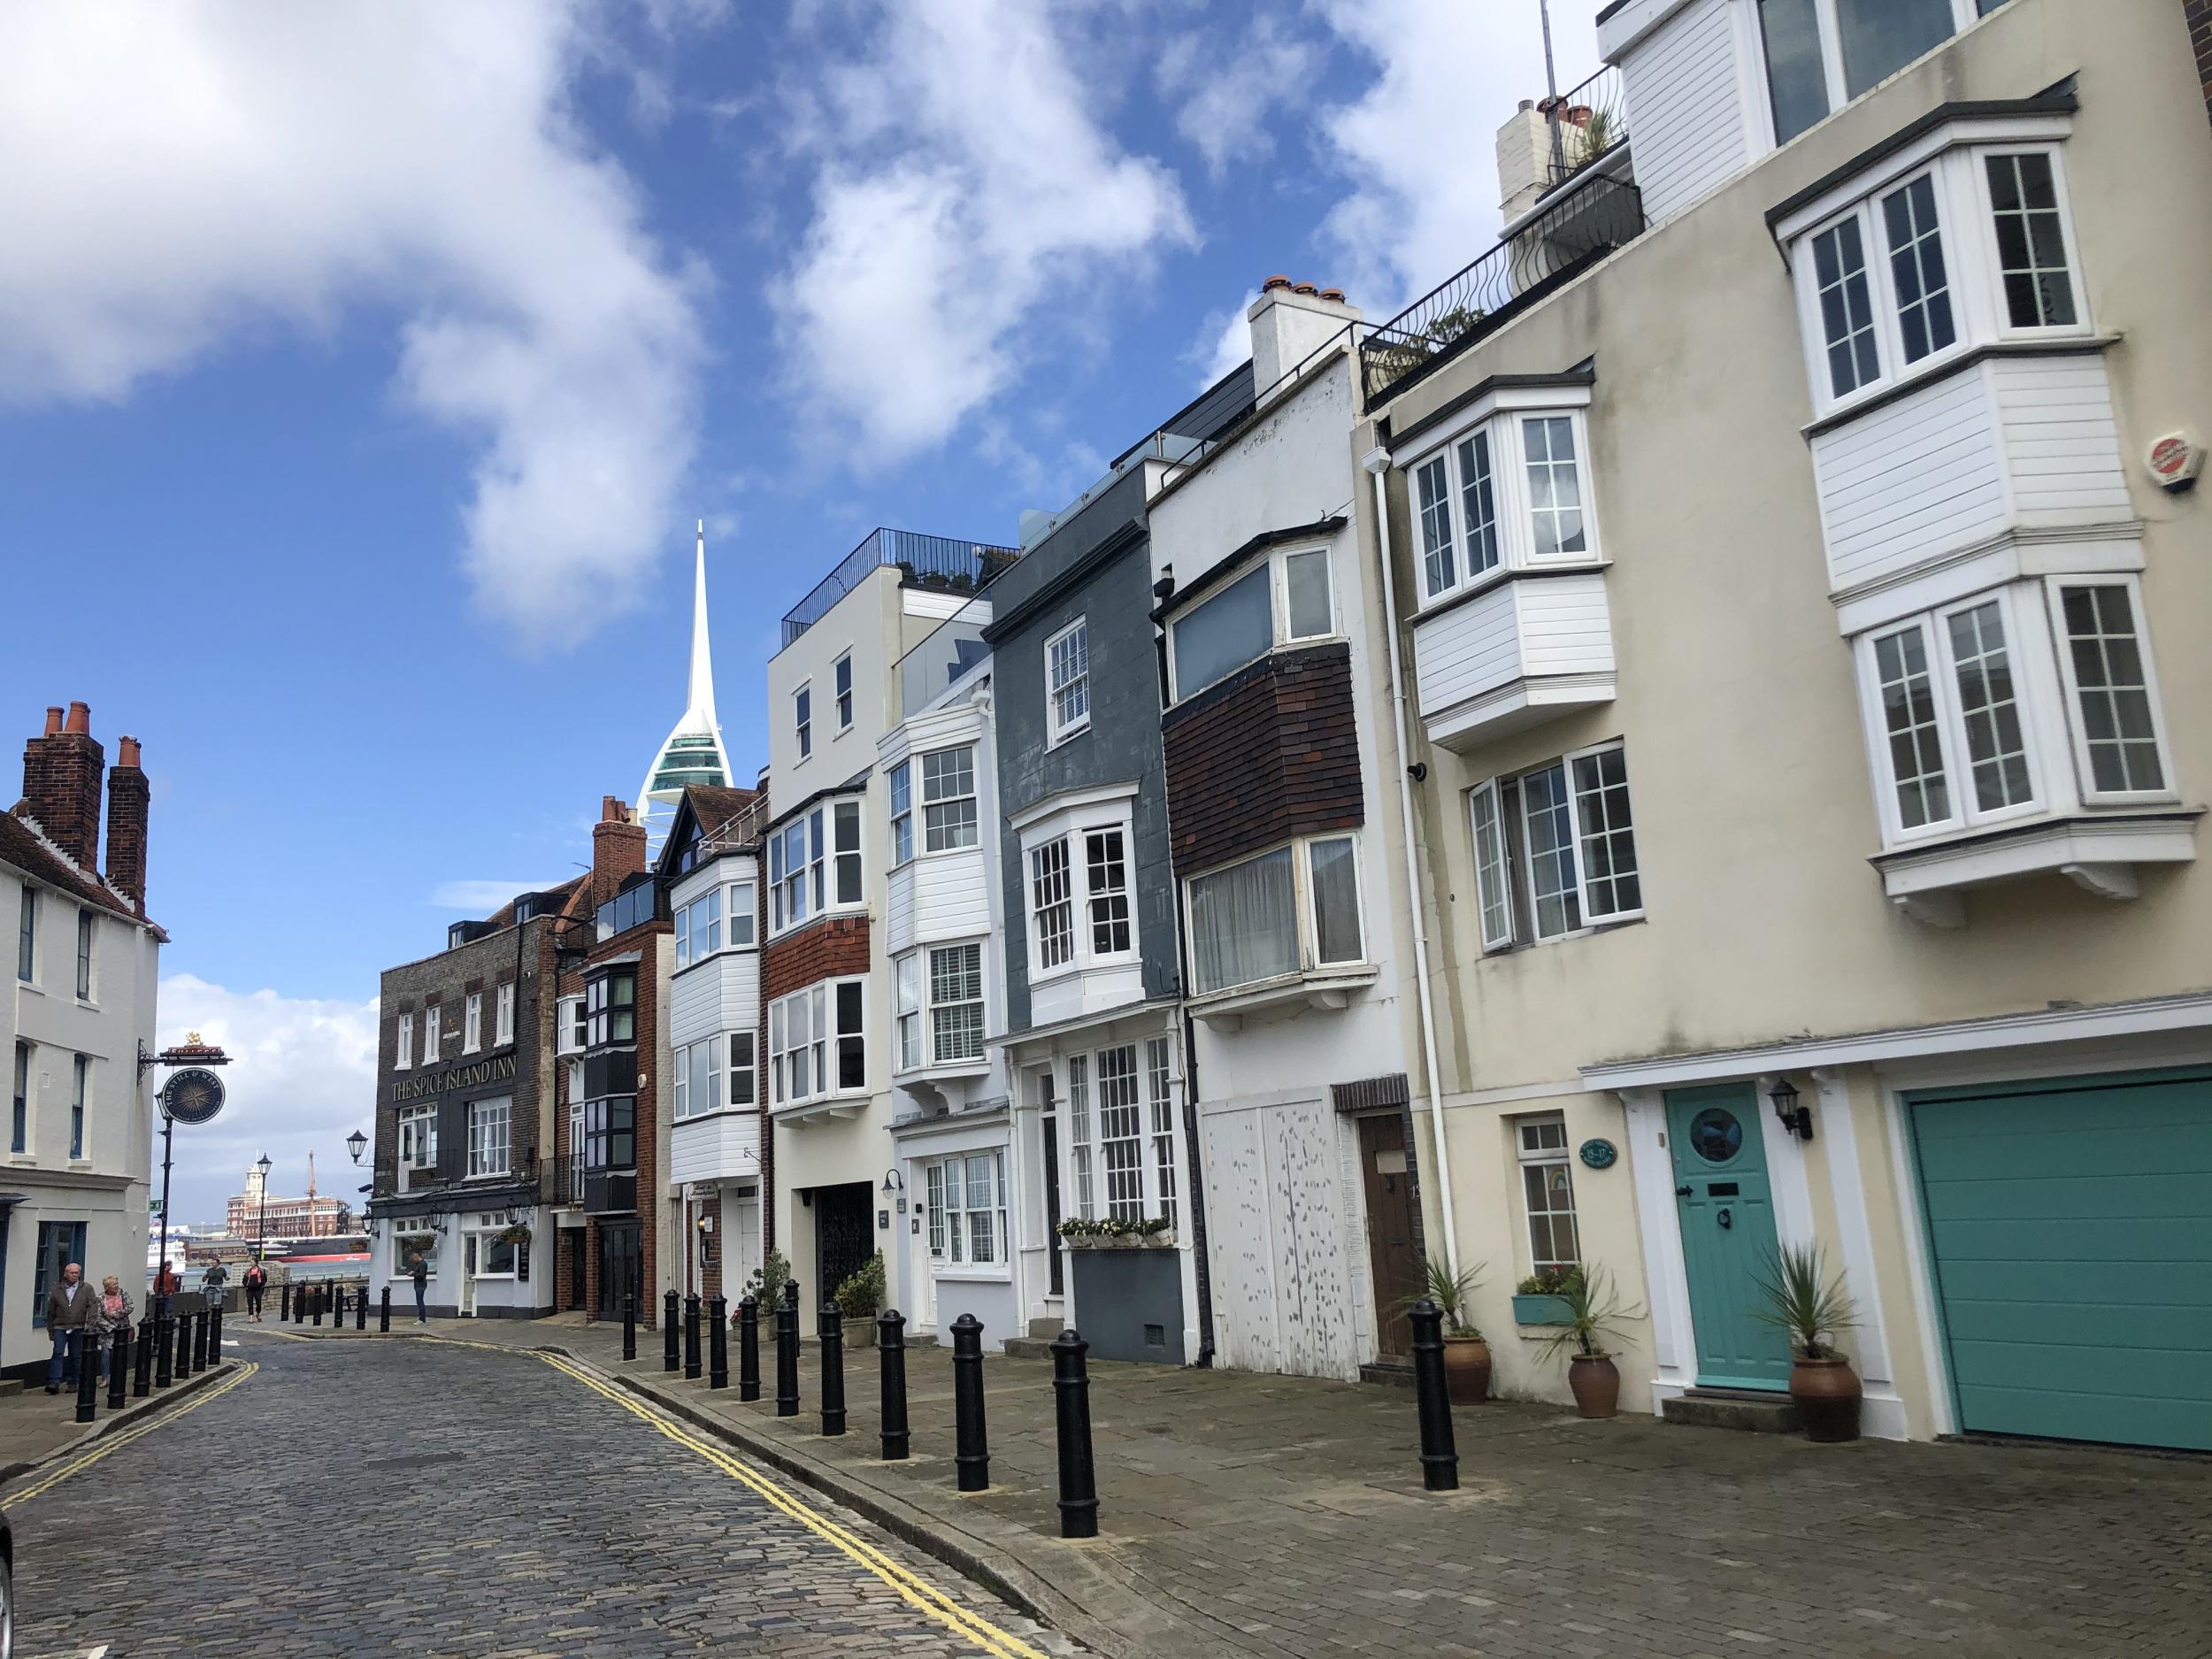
left=106, top=733, right=150, bottom=913
left=19, top=700, right=105, bottom=873
left=591, top=795, right=647, bottom=905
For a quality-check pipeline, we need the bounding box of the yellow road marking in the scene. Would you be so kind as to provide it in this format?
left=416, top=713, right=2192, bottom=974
left=426, top=1337, right=1049, bottom=1659
left=3, top=1363, right=257, bottom=1510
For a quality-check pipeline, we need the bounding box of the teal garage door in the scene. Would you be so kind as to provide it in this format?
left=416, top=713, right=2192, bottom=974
left=1909, top=1069, right=2211, bottom=1451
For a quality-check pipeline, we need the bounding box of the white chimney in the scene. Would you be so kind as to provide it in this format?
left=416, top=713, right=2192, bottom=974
left=1247, top=277, right=1363, bottom=394
left=1497, top=98, right=1551, bottom=223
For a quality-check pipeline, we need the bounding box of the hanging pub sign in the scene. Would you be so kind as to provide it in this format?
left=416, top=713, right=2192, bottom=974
left=160, top=1067, right=227, bottom=1125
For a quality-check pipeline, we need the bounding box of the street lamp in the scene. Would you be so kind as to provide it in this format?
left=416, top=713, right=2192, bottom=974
left=254, top=1153, right=273, bottom=1263
left=346, top=1129, right=368, bottom=1166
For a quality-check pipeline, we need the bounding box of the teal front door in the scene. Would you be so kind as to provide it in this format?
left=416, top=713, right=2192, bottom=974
left=1667, top=1084, right=1793, bottom=1389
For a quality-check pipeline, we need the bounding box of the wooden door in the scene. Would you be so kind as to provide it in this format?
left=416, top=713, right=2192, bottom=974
left=1358, top=1114, right=1422, bottom=1362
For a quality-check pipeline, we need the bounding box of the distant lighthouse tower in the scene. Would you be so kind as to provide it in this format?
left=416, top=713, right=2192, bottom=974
left=638, top=521, right=733, bottom=850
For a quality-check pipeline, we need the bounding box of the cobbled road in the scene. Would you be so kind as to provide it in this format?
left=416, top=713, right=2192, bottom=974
left=6, top=1330, right=1079, bottom=1658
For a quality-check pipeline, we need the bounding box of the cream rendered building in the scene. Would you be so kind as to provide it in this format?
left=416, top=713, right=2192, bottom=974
left=1352, top=0, right=2209, bottom=1448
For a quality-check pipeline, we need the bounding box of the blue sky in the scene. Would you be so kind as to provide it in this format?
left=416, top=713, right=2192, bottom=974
left=0, top=0, right=1596, bottom=1220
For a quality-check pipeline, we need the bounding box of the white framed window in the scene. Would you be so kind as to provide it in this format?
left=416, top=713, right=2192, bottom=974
left=463, top=992, right=483, bottom=1053
left=922, top=747, right=979, bottom=852
left=1085, top=829, right=1130, bottom=956
left=1184, top=833, right=1366, bottom=996
left=1056, top=1040, right=1179, bottom=1229
left=1167, top=544, right=1339, bottom=701
left=832, top=800, right=863, bottom=905
left=466, top=1095, right=511, bottom=1179
left=1096, top=1044, right=1145, bottom=1222
left=400, top=1104, right=436, bottom=1170
left=69, top=1054, right=86, bottom=1159
left=895, top=942, right=987, bottom=1071
left=1066, top=1056, right=1093, bottom=1219
left=888, top=762, right=914, bottom=866
left=1046, top=618, right=1090, bottom=743
left=769, top=800, right=864, bottom=936
left=1757, top=0, right=1971, bottom=146
left=585, top=971, right=634, bottom=1046
left=676, top=887, right=722, bottom=969
left=728, top=1031, right=757, bottom=1107
left=769, top=977, right=866, bottom=1107
left=1146, top=1037, right=1177, bottom=1230
left=1516, top=1115, right=1580, bottom=1275
left=495, top=981, right=515, bottom=1046
left=1983, top=150, right=2079, bottom=332
left=833, top=651, right=854, bottom=733
left=75, top=908, right=93, bottom=1000
left=726, top=881, right=757, bottom=948
left=423, top=1003, right=442, bottom=1061
left=926, top=1150, right=1008, bottom=1269
left=1020, top=796, right=1140, bottom=984
left=557, top=996, right=585, bottom=1056
left=2049, top=579, right=2172, bottom=804
left=1469, top=742, right=1643, bottom=951
left=895, top=952, right=922, bottom=1071
left=1407, top=404, right=1600, bottom=608
left=794, top=682, right=812, bottom=760
left=1030, top=838, right=1074, bottom=972
left=566, top=1092, right=585, bottom=1197
left=672, top=1045, right=689, bottom=1118
left=396, top=1011, right=414, bottom=1070
left=674, top=1037, right=723, bottom=1121
left=16, top=883, right=34, bottom=985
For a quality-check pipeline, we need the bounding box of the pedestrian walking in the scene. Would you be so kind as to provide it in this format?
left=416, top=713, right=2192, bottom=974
left=199, top=1257, right=231, bottom=1315
left=242, top=1260, right=268, bottom=1322
left=409, top=1251, right=429, bottom=1324
left=90, top=1274, right=135, bottom=1382
left=43, top=1261, right=94, bottom=1394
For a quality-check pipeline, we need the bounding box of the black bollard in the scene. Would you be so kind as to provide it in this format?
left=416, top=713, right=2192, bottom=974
left=663, top=1290, right=680, bottom=1373
left=74, top=1338, right=98, bottom=1423
left=1051, top=1328, right=1099, bottom=1538
left=708, top=1294, right=728, bottom=1389
left=950, top=1313, right=989, bottom=1492
left=380, top=1285, right=392, bottom=1333
left=108, top=1330, right=130, bottom=1411
left=737, top=1294, right=760, bottom=1402
left=1408, top=1297, right=1460, bottom=1493
left=684, top=1293, right=703, bottom=1381
left=622, top=1294, right=637, bottom=1362
left=774, top=1279, right=799, bottom=1418
left=356, top=1287, right=367, bottom=1331
left=311, top=1286, right=323, bottom=1328
left=878, top=1310, right=909, bottom=1462
left=193, top=1308, right=210, bottom=1371
left=334, top=1286, right=346, bottom=1326
left=210, top=1303, right=223, bottom=1360
left=819, top=1302, right=846, bottom=1436
left=293, top=1282, right=304, bottom=1325
left=133, top=1317, right=154, bottom=1398
left=174, top=1308, right=193, bottom=1378
left=280, top=1282, right=292, bottom=1321
left=154, top=1311, right=174, bottom=1389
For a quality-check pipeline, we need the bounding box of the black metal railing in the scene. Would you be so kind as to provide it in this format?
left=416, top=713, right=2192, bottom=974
left=1542, top=63, right=1629, bottom=186
left=1360, top=175, right=1644, bottom=409
left=780, top=529, right=1019, bottom=649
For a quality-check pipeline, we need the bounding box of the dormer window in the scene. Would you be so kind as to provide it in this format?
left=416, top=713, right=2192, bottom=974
left=1407, top=397, right=1601, bottom=610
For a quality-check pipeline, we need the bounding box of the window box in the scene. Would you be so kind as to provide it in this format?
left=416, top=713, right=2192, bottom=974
left=1511, top=1293, right=1575, bottom=1326
left=1065, top=1240, right=1185, bottom=1364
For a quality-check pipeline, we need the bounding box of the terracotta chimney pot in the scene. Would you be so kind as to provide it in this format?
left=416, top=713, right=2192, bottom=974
left=42, top=707, right=63, bottom=736
left=65, top=701, right=90, bottom=734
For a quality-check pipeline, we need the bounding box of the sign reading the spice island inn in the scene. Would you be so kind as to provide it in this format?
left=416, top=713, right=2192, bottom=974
left=390, top=1050, right=518, bottom=1104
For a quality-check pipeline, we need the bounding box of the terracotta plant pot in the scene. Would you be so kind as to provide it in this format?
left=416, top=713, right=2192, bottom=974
left=1567, top=1353, right=1620, bottom=1419
left=1441, top=1335, right=1491, bottom=1405
left=1790, top=1355, right=1863, bottom=1442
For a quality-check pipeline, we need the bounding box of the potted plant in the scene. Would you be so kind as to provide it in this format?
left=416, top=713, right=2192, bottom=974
left=1532, top=1264, right=1639, bottom=1418
left=1755, top=1242, right=1862, bottom=1443
left=834, top=1252, right=887, bottom=1334
left=1399, top=1256, right=1489, bottom=1404
left=743, top=1248, right=792, bottom=1310
left=1511, top=1263, right=1583, bottom=1325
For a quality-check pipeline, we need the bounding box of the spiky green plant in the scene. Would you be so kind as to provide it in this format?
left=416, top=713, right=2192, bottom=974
left=1531, top=1264, right=1641, bottom=1361
left=1755, top=1242, right=1856, bottom=1360
left=1397, top=1256, right=1485, bottom=1339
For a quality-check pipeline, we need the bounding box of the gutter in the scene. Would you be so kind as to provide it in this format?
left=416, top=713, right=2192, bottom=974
left=1361, top=447, right=1461, bottom=1278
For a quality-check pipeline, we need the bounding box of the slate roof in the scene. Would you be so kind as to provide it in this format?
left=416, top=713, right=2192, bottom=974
left=2, top=803, right=165, bottom=938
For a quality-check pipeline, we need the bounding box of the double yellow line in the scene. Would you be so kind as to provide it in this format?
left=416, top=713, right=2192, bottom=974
left=3, top=1362, right=258, bottom=1510
left=433, top=1338, right=1048, bottom=1659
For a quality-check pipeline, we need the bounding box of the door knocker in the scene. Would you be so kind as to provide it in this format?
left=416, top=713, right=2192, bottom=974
left=1717, top=1207, right=1734, bottom=1231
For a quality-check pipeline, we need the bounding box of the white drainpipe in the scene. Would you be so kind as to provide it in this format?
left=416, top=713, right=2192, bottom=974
left=1363, top=445, right=1461, bottom=1278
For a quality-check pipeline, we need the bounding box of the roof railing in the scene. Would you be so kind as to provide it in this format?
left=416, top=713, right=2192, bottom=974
left=1541, top=63, right=1629, bottom=186
left=780, top=527, right=1020, bottom=648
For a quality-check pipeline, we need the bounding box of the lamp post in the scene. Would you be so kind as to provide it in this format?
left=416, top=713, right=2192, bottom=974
left=254, top=1153, right=273, bottom=1264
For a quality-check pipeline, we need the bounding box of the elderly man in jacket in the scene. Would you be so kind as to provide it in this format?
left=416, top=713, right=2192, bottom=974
left=44, top=1261, right=94, bottom=1394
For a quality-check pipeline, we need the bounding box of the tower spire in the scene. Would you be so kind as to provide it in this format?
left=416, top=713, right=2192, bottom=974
left=688, top=519, right=717, bottom=726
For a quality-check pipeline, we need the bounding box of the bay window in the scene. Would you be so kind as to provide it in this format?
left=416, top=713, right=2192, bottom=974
left=1052, top=1040, right=1180, bottom=1229
left=1029, top=839, right=1075, bottom=972
left=769, top=798, right=863, bottom=935
left=676, top=887, right=722, bottom=968
left=1184, top=833, right=1366, bottom=996
left=584, top=1095, right=634, bottom=1173
left=922, top=747, right=979, bottom=851
left=1022, top=800, right=1140, bottom=983
left=926, top=1151, right=1008, bottom=1269
left=585, top=972, right=634, bottom=1047
left=889, top=761, right=913, bottom=865
left=674, top=1037, right=723, bottom=1120
left=1408, top=403, right=1600, bottom=608
left=1166, top=542, right=1338, bottom=701
left=1466, top=742, right=1643, bottom=951
left=728, top=1032, right=757, bottom=1107
left=895, top=943, right=987, bottom=1071
left=726, top=880, right=757, bottom=947
left=769, top=977, right=867, bottom=1107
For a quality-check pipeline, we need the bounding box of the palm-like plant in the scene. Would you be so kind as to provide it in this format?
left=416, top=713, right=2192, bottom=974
left=1532, top=1264, right=1640, bottom=1361
left=1755, top=1242, right=1856, bottom=1360
left=1397, top=1256, right=1484, bottom=1339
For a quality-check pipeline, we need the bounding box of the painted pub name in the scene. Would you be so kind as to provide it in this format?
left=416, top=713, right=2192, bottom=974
left=391, top=1051, right=518, bottom=1104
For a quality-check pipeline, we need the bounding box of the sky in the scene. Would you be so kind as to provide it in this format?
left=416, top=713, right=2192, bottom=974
left=0, top=0, right=1599, bottom=1225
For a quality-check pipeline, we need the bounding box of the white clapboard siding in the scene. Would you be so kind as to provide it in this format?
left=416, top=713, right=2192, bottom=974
left=670, top=1110, right=762, bottom=1187
left=1415, top=572, right=1614, bottom=726
left=1811, top=370, right=2008, bottom=590
left=670, top=951, right=758, bottom=1048
left=1619, top=0, right=1750, bottom=224
left=1990, top=355, right=2131, bottom=519
left=910, top=849, right=994, bottom=946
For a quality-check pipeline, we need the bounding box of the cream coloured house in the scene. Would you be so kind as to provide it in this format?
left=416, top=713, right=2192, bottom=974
left=1350, top=0, right=2209, bottom=1449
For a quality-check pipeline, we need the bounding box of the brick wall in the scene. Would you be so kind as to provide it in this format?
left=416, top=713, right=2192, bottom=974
left=19, top=704, right=104, bottom=872
left=2192, top=0, right=2212, bottom=121
left=1163, top=642, right=1364, bottom=873
left=103, top=740, right=150, bottom=912
left=762, top=915, right=872, bottom=1001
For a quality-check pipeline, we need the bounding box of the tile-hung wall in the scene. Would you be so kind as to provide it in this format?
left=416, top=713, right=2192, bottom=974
left=1351, top=0, right=2212, bottom=1440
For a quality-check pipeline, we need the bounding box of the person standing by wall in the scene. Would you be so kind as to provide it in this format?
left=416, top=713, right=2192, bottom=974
left=408, top=1251, right=429, bottom=1324
left=90, top=1275, right=134, bottom=1381
left=242, top=1259, right=268, bottom=1322
left=43, top=1261, right=94, bottom=1394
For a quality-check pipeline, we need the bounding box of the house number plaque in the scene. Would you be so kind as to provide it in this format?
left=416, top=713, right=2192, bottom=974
left=1578, top=1138, right=1617, bottom=1170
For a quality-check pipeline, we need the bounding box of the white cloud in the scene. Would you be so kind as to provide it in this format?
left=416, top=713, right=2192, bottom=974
left=1187, top=288, right=1261, bottom=390
left=1315, top=0, right=1600, bottom=313
left=428, top=879, right=565, bottom=912
left=0, top=4, right=703, bottom=649
left=157, top=974, right=380, bottom=1226
left=772, top=0, right=1192, bottom=462
left=1161, top=14, right=1318, bottom=180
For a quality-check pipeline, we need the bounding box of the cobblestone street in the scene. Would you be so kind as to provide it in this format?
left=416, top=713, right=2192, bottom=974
left=3, top=1331, right=1076, bottom=1658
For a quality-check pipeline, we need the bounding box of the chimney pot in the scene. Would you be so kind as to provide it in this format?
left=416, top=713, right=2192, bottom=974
left=1262, top=273, right=1293, bottom=292
left=1319, top=287, right=1347, bottom=303
left=65, top=702, right=89, bottom=735
left=43, top=707, right=63, bottom=736
left=118, top=735, right=142, bottom=769
left=1292, top=281, right=1318, bottom=296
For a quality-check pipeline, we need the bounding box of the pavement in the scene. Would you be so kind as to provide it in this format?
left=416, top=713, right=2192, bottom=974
left=419, top=1311, right=2211, bottom=1659
left=3, top=1329, right=1078, bottom=1658
left=0, top=1340, right=241, bottom=1482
